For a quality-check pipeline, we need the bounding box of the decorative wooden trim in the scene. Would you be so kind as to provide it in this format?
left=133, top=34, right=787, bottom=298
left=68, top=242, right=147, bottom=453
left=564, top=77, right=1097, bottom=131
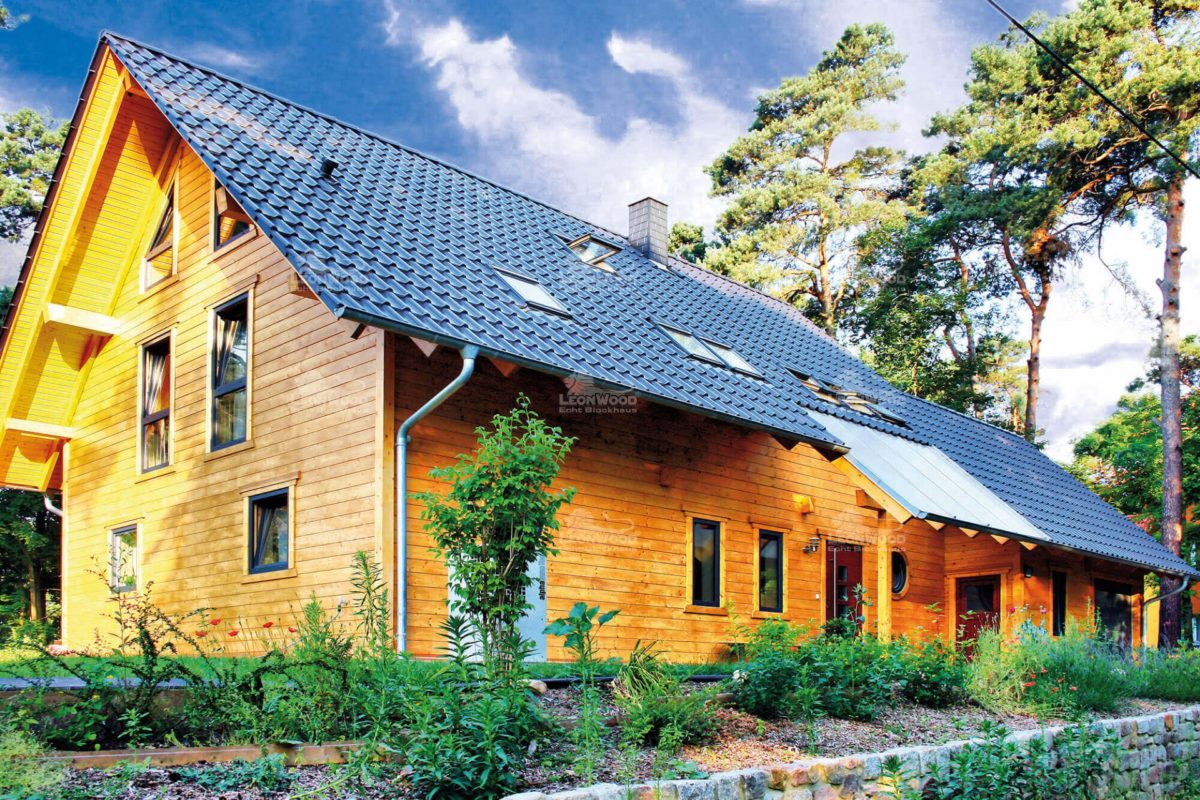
left=42, top=304, right=121, bottom=337
left=488, top=357, right=521, bottom=378
left=287, top=270, right=319, bottom=300
left=6, top=418, right=75, bottom=440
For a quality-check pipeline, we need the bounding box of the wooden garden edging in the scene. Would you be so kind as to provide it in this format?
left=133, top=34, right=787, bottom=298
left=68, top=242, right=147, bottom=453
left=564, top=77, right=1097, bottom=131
left=43, top=741, right=366, bottom=768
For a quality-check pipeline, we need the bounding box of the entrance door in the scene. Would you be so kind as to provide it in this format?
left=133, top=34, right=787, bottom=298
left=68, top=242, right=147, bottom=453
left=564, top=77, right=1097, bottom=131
left=825, top=542, right=863, bottom=629
left=956, top=575, right=1001, bottom=647
left=1094, top=579, right=1133, bottom=649
left=517, top=555, right=548, bottom=660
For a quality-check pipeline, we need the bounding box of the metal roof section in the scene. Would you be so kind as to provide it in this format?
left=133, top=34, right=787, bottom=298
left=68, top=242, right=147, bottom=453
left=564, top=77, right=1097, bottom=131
left=92, top=33, right=1198, bottom=578
left=813, top=412, right=1049, bottom=543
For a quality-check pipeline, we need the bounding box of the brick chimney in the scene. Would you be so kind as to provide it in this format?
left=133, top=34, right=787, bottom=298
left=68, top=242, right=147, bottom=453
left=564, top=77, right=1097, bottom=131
left=628, top=197, right=669, bottom=266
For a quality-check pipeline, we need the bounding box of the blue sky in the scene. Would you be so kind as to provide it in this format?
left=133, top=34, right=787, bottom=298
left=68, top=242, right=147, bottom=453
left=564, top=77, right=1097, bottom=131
left=1, top=0, right=1194, bottom=457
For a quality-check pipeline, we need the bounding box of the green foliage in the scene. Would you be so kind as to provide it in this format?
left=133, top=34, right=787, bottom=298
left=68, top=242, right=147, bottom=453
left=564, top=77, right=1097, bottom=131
left=1134, top=646, right=1200, bottom=702
left=0, top=489, right=60, bottom=644
left=613, top=641, right=717, bottom=748
left=176, top=756, right=293, bottom=793
left=1072, top=389, right=1200, bottom=547
left=729, top=649, right=821, bottom=723
left=0, top=718, right=64, bottom=799
left=420, top=395, right=576, bottom=663
left=400, top=616, right=538, bottom=800
left=895, top=636, right=966, bottom=709
left=706, top=23, right=910, bottom=335
left=0, top=109, right=66, bottom=241
left=668, top=222, right=708, bottom=264
left=925, top=719, right=1117, bottom=800
left=798, top=632, right=899, bottom=721
left=967, top=613, right=1131, bottom=717
left=545, top=602, right=618, bottom=783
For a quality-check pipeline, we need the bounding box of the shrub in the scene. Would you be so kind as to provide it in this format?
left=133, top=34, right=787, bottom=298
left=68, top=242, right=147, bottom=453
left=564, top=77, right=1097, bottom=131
left=614, top=641, right=717, bottom=748
left=798, top=632, right=900, bottom=721
left=967, top=614, right=1131, bottom=716
left=730, top=649, right=814, bottom=721
left=896, top=637, right=966, bottom=708
left=0, top=720, right=64, bottom=799
left=400, top=616, right=540, bottom=800
left=925, top=719, right=1117, bottom=800
left=420, top=396, right=576, bottom=664
left=1135, top=647, right=1200, bottom=702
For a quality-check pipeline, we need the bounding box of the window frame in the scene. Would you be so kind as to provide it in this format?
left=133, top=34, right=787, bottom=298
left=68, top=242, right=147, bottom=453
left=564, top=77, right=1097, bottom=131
left=141, top=170, right=179, bottom=291
left=137, top=331, right=174, bottom=475
left=756, top=529, right=785, bottom=614
left=891, top=549, right=909, bottom=598
left=1052, top=570, right=1068, bottom=636
left=661, top=325, right=723, bottom=365
left=245, top=485, right=295, bottom=576
left=700, top=338, right=761, bottom=377
left=687, top=516, right=723, bottom=609
left=211, top=176, right=256, bottom=253
left=494, top=268, right=572, bottom=317
left=208, top=290, right=254, bottom=453
left=561, top=233, right=620, bottom=270
left=109, top=524, right=139, bottom=593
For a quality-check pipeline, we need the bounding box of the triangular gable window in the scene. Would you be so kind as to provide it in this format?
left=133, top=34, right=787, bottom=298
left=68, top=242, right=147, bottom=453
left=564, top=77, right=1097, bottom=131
left=214, top=179, right=254, bottom=250
left=142, top=184, right=176, bottom=289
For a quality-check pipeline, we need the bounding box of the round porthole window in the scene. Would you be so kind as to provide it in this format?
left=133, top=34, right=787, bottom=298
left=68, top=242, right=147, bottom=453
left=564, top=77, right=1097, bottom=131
left=891, top=550, right=909, bottom=596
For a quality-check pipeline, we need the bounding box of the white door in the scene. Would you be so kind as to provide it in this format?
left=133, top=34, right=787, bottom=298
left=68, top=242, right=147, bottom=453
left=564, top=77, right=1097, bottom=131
left=517, top=555, right=548, bottom=660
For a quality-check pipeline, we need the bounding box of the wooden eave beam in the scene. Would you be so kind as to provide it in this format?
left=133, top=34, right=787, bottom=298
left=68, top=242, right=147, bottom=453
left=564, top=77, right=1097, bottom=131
left=487, top=357, right=521, bottom=378
left=829, top=457, right=913, bottom=525
left=43, top=303, right=120, bottom=337
left=7, top=418, right=74, bottom=440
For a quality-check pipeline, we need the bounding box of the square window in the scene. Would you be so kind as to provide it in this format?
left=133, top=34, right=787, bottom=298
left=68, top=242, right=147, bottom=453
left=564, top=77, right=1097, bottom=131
left=691, top=518, right=721, bottom=607
left=214, top=179, right=253, bottom=250
left=110, top=526, right=137, bottom=593
left=758, top=531, right=783, bottom=613
left=140, top=337, right=172, bottom=472
left=249, top=488, right=290, bottom=574
left=211, top=295, right=249, bottom=450
left=496, top=270, right=570, bottom=315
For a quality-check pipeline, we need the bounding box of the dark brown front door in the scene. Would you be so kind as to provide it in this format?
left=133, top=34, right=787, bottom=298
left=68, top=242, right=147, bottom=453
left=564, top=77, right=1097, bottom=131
left=825, top=542, right=863, bottom=629
left=956, top=575, right=1001, bottom=647
left=1094, top=579, right=1134, bottom=648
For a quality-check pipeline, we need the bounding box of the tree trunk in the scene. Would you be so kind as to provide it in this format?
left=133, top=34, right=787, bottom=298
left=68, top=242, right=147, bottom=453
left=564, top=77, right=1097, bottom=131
left=1025, top=306, right=1044, bottom=442
left=1158, top=175, right=1186, bottom=649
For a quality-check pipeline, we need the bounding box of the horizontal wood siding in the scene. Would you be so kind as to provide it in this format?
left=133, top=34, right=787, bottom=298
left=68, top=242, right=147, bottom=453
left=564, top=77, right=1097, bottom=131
left=62, top=136, right=378, bottom=647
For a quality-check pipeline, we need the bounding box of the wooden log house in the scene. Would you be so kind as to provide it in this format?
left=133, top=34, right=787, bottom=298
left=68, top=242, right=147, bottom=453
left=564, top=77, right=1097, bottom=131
left=0, top=34, right=1192, bottom=660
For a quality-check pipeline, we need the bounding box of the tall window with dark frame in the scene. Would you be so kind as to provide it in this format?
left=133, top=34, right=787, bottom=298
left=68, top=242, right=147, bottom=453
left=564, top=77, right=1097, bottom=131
left=143, top=184, right=175, bottom=288
left=109, top=526, right=137, bottom=593
left=691, top=518, right=721, bottom=607
left=213, top=179, right=252, bottom=249
left=140, top=337, right=171, bottom=472
left=758, top=530, right=783, bottom=613
left=249, top=489, right=289, bottom=574
left=211, top=295, right=249, bottom=449
left=1052, top=571, right=1068, bottom=636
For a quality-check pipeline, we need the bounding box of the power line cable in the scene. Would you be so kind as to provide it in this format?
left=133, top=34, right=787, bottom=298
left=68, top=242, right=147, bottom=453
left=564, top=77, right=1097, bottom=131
left=984, top=0, right=1200, bottom=181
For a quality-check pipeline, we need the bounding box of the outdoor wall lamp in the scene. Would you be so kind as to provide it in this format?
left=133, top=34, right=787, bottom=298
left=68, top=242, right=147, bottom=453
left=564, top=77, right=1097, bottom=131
left=803, top=535, right=822, bottom=555
left=1023, top=564, right=1035, bottom=579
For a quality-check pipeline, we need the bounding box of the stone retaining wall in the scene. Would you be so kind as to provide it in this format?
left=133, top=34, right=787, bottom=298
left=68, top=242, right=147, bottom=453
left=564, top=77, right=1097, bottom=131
left=508, top=706, right=1200, bottom=800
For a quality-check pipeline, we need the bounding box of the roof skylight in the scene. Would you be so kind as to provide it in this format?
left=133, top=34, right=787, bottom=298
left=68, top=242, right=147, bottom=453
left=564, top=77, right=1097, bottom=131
left=790, top=371, right=906, bottom=426
left=565, top=234, right=620, bottom=267
left=496, top=269, right=570, bottom=316
left=661, top=325, right=760, bottom=376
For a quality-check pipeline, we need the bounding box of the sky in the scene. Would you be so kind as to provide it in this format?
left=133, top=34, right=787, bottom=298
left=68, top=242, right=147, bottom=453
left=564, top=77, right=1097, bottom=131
left=0, top=0, right=1194, bottom=461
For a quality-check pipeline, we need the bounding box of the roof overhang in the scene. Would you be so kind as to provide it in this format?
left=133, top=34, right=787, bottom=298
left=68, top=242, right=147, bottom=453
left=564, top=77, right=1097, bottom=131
left=812, top=412, right=1050, bottom=543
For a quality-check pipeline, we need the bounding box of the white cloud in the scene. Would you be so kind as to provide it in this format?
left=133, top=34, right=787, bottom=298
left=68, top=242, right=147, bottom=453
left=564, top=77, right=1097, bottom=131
left=406, top=17, right=743, bottom=232
left=179, top=43, right=262, bottom=74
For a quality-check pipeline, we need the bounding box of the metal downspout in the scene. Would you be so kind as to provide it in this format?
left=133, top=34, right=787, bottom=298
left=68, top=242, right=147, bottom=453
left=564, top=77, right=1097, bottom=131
left=43, top=494, right=63, bottom=518
left=1143, top=575, right=1191, bottom=650
left=395, top=345, right=478, bottom=653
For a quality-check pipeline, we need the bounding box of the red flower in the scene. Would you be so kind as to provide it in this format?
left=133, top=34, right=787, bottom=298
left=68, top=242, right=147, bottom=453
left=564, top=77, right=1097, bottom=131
left=1040, top=668, right=1047, bottom=674
left=209, top=619, right=221, bottom=626
left=228, top=630, right=239, bottom=637
left=1022, top=681, right=1036, bottom=687
left=1039, top=605, right=1048, bottom=615
left=1007, top=606, right=1016, bottom=614
left=1050, top=687, right=1059, bottom=693
left=288, top=626, right=298, bottom=633
left=262, top=621, right=275, bottom=629
left=196, top=631, right=208, bottom=638
left=1070, top=686, right=1078, bottom=692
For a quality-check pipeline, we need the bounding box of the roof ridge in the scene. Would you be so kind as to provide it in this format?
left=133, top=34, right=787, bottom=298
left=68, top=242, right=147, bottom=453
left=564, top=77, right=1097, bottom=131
left=904, top=391, right=1040, bottom=446
left=100, top=30, right=634, bottom=246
